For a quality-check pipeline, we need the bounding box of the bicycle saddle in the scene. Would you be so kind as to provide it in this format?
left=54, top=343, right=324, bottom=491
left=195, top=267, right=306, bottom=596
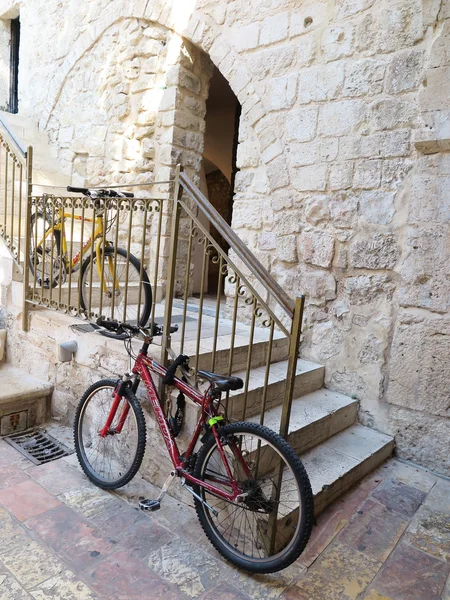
left=197, top=370, right=244, bottom=392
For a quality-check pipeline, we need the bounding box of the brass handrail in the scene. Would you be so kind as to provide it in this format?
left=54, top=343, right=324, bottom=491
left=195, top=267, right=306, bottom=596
left=179, top=172, right=296, bottom=320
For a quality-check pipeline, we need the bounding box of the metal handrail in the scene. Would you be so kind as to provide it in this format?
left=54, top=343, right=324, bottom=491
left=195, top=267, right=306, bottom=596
left=179, top=172, right=295, bottom=320
left=0, top=113, right=27, bottom=162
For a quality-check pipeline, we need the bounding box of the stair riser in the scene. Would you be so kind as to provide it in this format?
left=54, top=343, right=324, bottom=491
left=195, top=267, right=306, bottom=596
left=245, top=402, right=359, bottom=474
left=228, top=366, right=325, bottom=421
left=313, top=440, right=394, bottom=516
left=193, top=337, right=289, bottom=373
left=288, top=402, right=358, bottom=455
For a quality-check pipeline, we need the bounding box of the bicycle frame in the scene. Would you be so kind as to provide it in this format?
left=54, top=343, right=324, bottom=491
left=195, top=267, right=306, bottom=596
left=102, top=349, right=248, bottom=503
left=34, top=207, right=119, bottom=294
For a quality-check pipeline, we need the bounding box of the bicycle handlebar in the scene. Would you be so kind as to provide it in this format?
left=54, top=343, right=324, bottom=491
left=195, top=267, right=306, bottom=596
left=95, top=317, right=179, bottom=338
left=67, top=186, right=134, bottom=198
left=162, top=354, right=190, bottom=385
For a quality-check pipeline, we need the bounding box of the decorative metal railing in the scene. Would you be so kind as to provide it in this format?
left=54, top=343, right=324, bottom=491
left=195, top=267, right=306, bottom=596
left=0, top=133, right=304, bottom=436
left=161, top=166, right=304, bottom=438
left=0, top=115, right=32, bottom=277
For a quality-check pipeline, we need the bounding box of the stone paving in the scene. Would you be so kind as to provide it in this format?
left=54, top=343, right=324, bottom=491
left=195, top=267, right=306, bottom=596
left=0, top=436, right=448, bottom=600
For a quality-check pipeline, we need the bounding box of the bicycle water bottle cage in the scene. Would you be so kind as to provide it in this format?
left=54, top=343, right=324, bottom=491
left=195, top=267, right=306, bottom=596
left=162, top=354, right=189, bottom=385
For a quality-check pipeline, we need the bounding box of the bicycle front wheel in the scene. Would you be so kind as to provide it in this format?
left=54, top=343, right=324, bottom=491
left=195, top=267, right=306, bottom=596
left=74, top=379, right=146, bottom=489
left=193, top=422, right=314, bottom=573
left=80, top=246, right=152, bottom=326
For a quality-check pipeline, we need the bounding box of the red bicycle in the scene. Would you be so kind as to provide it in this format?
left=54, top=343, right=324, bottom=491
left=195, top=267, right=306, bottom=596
left=74, top=318, right=313, bottom=573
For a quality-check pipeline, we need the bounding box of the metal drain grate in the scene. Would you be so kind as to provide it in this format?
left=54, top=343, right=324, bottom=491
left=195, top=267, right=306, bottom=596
left=4, top=428, right=73, bottom=465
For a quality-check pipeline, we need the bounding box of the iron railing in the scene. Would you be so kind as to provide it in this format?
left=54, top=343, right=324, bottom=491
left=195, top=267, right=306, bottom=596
left=0, top=114, right=32, bottom=276
left=1, top=142, right=304, bottom=437
left=162, top=166, right=304, bottom=438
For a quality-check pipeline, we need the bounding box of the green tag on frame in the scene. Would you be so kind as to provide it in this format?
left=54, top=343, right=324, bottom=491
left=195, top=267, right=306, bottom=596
left=208, top=416, right=224, bottom=427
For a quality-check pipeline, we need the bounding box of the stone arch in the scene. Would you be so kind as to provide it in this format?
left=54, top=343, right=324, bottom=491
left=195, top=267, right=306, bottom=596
left=41, top=4, right=281, bottom=194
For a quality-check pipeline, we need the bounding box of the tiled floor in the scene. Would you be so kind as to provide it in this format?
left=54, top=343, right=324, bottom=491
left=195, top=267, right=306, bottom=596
left=0, top=437, right=448, bottom=599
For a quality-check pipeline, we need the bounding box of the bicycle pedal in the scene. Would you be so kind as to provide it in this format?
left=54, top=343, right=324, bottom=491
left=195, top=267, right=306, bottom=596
left=139, top=498, right=161, bottom=512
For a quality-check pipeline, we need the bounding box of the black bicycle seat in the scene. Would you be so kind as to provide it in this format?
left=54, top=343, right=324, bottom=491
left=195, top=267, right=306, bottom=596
left=197, top=370, right=244, bottom=392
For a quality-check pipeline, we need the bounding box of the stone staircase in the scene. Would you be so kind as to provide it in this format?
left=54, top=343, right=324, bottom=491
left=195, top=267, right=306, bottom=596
left=0, top=113, right=394, bottom=517
left=0, top=110, right=70, bottom=189
left=165, top=299, right=395, bottom=515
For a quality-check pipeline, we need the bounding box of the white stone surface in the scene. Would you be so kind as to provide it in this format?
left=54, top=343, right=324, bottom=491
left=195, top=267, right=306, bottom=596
left=0, top=0, right=448, bottom=476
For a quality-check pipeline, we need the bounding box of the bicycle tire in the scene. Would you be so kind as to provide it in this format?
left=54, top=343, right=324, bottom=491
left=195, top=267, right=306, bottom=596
left=74, top=379, right=146, bottom=490
left=193, top=422, right=314, bottom=573
left=29, top=211, right=61, bottom=287
left=79, top=246, right=152, bottom=326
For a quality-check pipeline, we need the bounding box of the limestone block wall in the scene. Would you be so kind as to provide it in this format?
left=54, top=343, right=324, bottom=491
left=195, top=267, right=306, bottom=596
left=0, top=0, right=449, bottom=475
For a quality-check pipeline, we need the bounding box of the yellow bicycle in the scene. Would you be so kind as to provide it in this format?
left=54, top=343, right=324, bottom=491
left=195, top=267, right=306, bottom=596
left=29, top=186, right=152, bottom=326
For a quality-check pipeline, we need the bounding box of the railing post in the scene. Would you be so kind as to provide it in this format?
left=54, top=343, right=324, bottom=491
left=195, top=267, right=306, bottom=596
left=279, top=295, right=305, bottom=440
left=21, top=146, right=33, bottom=332
left=161, top=164, right=182, bottom=374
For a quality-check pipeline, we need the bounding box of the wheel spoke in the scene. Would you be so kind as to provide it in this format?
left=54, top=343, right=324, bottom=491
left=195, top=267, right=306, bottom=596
left=195, top=425, right=312, bottom=569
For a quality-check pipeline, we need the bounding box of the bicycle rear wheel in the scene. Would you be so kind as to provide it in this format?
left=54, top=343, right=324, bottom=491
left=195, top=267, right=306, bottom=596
left=193, top=422, right=313, bottom=573
left=74, top=379, right=146, bottom=489
left=80, top=246, right=152, bottom=326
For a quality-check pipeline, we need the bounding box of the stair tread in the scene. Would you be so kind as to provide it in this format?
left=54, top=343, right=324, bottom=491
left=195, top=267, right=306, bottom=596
left=0, top=365, right=53, bottom=404
left=302, top=423, right=394, bottom=497
left=248, top=388, right=358, bottom=434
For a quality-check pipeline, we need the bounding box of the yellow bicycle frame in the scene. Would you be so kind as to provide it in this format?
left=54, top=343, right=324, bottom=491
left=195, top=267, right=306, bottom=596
left=35, top=206, right=118, bottom=294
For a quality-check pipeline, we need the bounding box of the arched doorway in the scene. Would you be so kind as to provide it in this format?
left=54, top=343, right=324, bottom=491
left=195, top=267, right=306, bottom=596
left=193, top=66, right=241, bottom=295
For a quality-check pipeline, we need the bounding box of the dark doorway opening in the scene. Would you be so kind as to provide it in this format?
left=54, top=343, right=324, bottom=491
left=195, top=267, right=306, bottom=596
left=201, top=67, right=241, bottom=293
left=9, top=17, right=20, bottom=114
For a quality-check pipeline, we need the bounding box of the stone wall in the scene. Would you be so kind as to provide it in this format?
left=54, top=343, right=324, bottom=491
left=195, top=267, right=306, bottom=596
left=0, top=0, right=449, bottom=475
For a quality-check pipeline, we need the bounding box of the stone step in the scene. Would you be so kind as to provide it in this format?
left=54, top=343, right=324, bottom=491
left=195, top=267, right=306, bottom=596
left=0, top=365, right=53, bottom=435
left=0, top=111, right=39, bottom=135
left=227, top=359, right=325, bottom=420
left=248, top=388, right=359, bottom=455
left=272, top=424, right=394, bottom=548
left=304, top=424, right=394, bottom=515
left=174, top=333, right=289, bottom=372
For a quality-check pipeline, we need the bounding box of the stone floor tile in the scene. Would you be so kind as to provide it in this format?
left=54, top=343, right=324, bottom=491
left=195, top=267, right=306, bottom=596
left=299, top=507, right=349, bottom=567
left=198, top=582, right=252, bottom=600
left=337, top=498, right=409, bottom=563
left=0, top=464, right=30, bottom=490
left=147, top=536, right=223, bottom=598
left=403, top=505, right=450, bottom=563
left=361, top=591, right=395, bottom=600
left=219, top=560, right=307, bottom=600
left=0, top=480, right=60, bottom=522
left=442, top=575, right=450, bottom=600
left=83, top=550, right=178, bottom=599
left=58, top=485, right=118, bottom=519
left=374, top=461, right=438, bottom=493
left=0, top=442, right=33, bottom=470
left=29, top=569, right=97, bottom=600
left=0, top=508, right=31, bottom=556
left=26, top=459, right=87, bottom=495
left=369, top=543, right=450, bottom=600
left=1, top=538, right=64, bottom=590
left=0, top=572, right=33, bottom=600
left=372, top=479, right=426, bottom=517
left=425, top=479, right=450, bottom=514
left=282, top=542, right=382, bottom=600
left=336, top=477, right=382, bottom=516
left=117, top=513, right=175, bottom=560
left=25, top=505, right=116, bottom=571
